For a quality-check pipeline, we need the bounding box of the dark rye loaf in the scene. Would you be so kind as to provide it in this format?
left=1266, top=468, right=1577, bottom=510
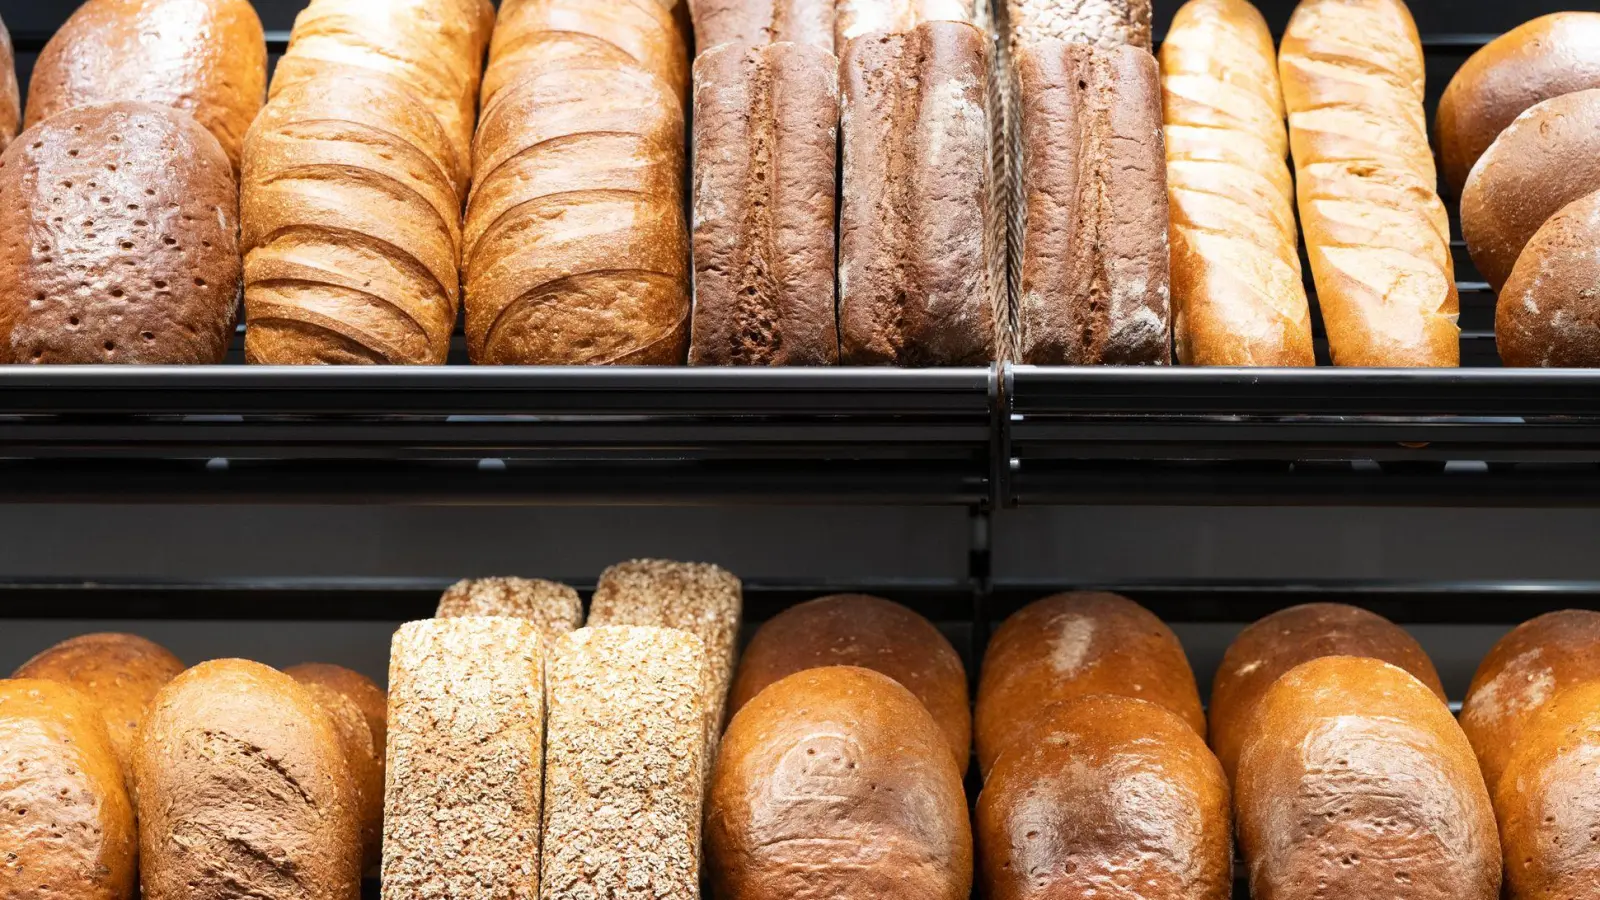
left=688, top=0, right=835, bottom=54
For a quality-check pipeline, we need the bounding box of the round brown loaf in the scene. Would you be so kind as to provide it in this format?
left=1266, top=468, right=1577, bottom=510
left=1437, top=12, right=1600, bottom=196
left=729, top=595, right=970, bottom=772
left=13, top=633, right=185, bottom=790
left=135, top=659, right=362, bottom=900
left=1496, top=189, right=1600, bottom=367
left=975, top=592, right=1203, bottom=778
left=0, top=102, right=241, bottom=365
left=284, top=663, right=387, bottom=873
left=26, top=0, right=265, bottom=171
left=1460, top=610, right=1600, bottom=790
left=1209, top=602, right=1444, bottom=783
left=1496, top=678, right=1600, bottom=900
left=1236, top=656, right=1500, bottom=900
left=1460, top=88, right=1600, bottom=293
left=707, top=665, right=972, bottom=900
left=0, top=679, right=136, bottom=900
left=976, top=694, right=1232, bottom=900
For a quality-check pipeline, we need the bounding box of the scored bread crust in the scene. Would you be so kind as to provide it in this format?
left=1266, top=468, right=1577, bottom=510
left=690, top=0, right=835, bottom=54
left=488, top=0, right=688, bottom=111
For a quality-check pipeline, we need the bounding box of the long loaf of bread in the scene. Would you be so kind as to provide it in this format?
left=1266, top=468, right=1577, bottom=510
left=1162, top=0, right=1313, bottom=366
left=688, top=0, right=835, bottom=54
left=1006, top=0, right=1151, bottom=50
left=485, top=0, right=688, bottom=112
left=1279, top=0, right=1458, bottom=367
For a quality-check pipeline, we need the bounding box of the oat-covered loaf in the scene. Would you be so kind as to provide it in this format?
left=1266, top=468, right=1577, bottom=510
left=690, top=41, right=840, bottom=366
left=542, top=626, right=707, bottom=900
left=1497, top=190, right=1600, bottom=368
left=384, top=618, right=545, bottom=900
left=0, top=679, right=136, bottom=900
left=1496, top=679, right=1600, bottom=900
left=285, top=664, right=387, bottom=873
left=0, top=102, right=240, bottom=365
left=436, top=577, right=585, bottom=642
left=690, top=0, right=835, bottom=54
left=137, top=659, right=361, bottom=900
left=487, top=0, right=688, bottom=112
left=27, top=0, right=265, bottom=171
left=1007, top=0, right=1152, bottom=51
left=0, top=15, right=19, bottom=152
left=839, top=21, right=1004, bottom=367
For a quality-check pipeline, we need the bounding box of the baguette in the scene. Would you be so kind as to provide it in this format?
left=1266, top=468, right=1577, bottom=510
left=689, top=0, right=835, bottom=54
left=1280, top=0, right=1458, bottom=367
left=436, top=577, right=585, bottom=642
left=487, top=0, right=688, bottom=111
left=1162, top=0, right=1313, bottom=366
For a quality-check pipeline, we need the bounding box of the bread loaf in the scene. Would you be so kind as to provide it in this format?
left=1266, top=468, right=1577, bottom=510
left=1018, top=41, right=1170, bottom=365
left=27, top=0, right=266, bottom=171
left=285, top=664, right=387, bottom=873
left=13, top=633, right=184, bottom=792
left=436, top=577, right=585, bottom=641
left=839, top=21, right=1003, bottom=366
left=1006, top=0, right=1151, bottom=50
left=1497, top=189, right=1600, bottom=367
left=0, top=16, right=19, bottom=151
left=1437, top=13, right=1600, bottom=196
left=1162, top=0, right=1313, bottom=367
left=542, top=626, right=706, bottom=900
left=976, top=695, right=1232, bottom=900
left=1460, top=89, right=1600, bottom=294
left=0, top=102, right=240, bottom=365
left=1209, top=602, right=1443, bottom=783
left=1280, top=0, right=1458, bottom=367
left=689, top=0, right=834, bottom=54
left=383, top=618, right=545, bottom=900
left=485, top=0, right=689, bottom=113
left=837, top=0, right=980, bottom=50
left=1496, top=679, right=1600, bottom=900
left=690, top=41, right=840, bottom=366
left=1236, top=656, right=1500, bottom=900
left=707, top=666, right=973, bottom=900
left=137, top=659, right=361, bottom=900
left=1460, top=610, right=1600, bottom=791
left=728, top=594, right=971, bottom=773
left=975, top=592, right=1203, bottom=778
left=0, top=679, right=136, bottom=900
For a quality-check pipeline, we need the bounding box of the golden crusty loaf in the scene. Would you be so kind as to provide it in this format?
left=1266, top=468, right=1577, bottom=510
left=285, top=664, right=387, bottom=874
left=1281, top=0, right=1458, bottom=367
left=689, top=0, right=835, bottom=54
left=1018, top=41, right=1170, bottom=365
left=1460, top=89, right=1600, bottom=294
left=1496, top=679, right=1600, bottom=900
left=436, top=576, right=584, bottom=642
left=137, top=659, right=362, bottom=900
left=729, top=594, right=970, bottom=773
left=0, top=679, right=136, bottom=900
left=0, top=102, right=240, bottom=365
left=486, top=0, right=688, bottom=113
left=690, top=41, right=841, bottom=366
left=708, top=666, right=973, bottom=900
left=976, top=695, right=1232, bottom=900
left=1460, top=610, right=1600, bottom=791
left=1437, top=13, right=1600, bottom=196
left=13, top=633, right=184, bottom=792
left=383, top=618, right=545, bottom=900
left=26, top=0, right=265, bottom=171
left=0, top=16, right=18, bottom=151
left=1236, top=656, right=1500, bottom=900
left=975, top=592, right=1203, bottom=778
left=542, top=626, right=707, bottom=900
left=1162, top=0, right=1313, bottom=367
left=1209, top=602, right=1443, bottom=783
left=1006, top=0, right=1151, bottom=50
left=839, top=22, right=1004, bottom=366
left=1498, top=190, right=1600, bottom=367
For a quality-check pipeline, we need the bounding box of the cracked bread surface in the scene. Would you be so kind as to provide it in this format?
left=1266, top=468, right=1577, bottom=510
left=436, top=577, right=585, bottom=644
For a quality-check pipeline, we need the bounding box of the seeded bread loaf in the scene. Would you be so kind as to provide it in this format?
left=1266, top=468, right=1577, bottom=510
left=137, top=659, right=362, bottom=900
left=1496, top=679, right=1600, bottom=900
left=1006, top=0, right=1152, bottom=50
left=383, top=618, right=545, bottom=900
left=542, top=626, right=706, bottom=900
left=285, top=664, right=388, bottom=873
left=27, top=0, right=266, bottom=171
left=436, top=577, right=585, bottom=642
left=0, top=16, right=18, bottom=151
left=0, top=679, right=136, bottom=900
left=1497, top=190, right=1600, bottom=367
left=690, top=41, right=840, bottom=366
left=689, top=0, right=835, bottom=54
left=0, top=102, right=240, bottom=365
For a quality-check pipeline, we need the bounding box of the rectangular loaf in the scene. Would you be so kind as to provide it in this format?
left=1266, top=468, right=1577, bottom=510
left=541, top=626, right=707, bottom=900
left=839, top=20, right=1005, bottom=366
left=383, top=618, right=545, bottom=900
left=436, top=577, right=585, bottom=644
left=689, top=41, right=841, bottom=366
left=1017, top=40, right=1171, bottom=365
left=1005, top=0, right=1152, bottom=50
left=688, top=0, right=836, bottom=53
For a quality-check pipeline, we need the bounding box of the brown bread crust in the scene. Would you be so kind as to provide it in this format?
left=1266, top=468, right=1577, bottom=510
left=1496, top=679, right=1600, bottom=900
left=975, top=592, right=1203, bottom=778
left=0, top=679, right=136, bottom=900
left=976, top=695, right=1232, bottom=900
left=137, top=659, right=362, bottom=900
left=1497, top=190, right=1600, bottom=367
left=285, top=664, right=387, bottom=873
left=1210, top=602, right=1444, bottom=784
left=1236, top=656, right=1500, bottom=900
left=1018, top=41, right=1170, bottom=365
left=26, top=0, right=265, bottom=171
left=707, top=666, right=973, bottom=900
left=728, top=594, right=970, bottom=773
left=0, top=102, right=240, bottom=365
left=488, top=0, right=687, bottom=112
left=839, top=21, right=1001, bottom=366
left=0, top=16, right=18, bottom=151
left=1006, top=0, right=1152, bottom=51
left=435, top=577, right=585, bottom=642
left=836, top=0, right=979, bottom=53
left=690, top=0, right=835, bottom=54
left=1436, top=13, right=1600, bottom=197
left=690, top=41, right=840, bottom=366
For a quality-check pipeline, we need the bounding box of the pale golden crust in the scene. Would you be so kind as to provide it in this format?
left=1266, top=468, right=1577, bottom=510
left=1497, top=679, right=1600, bottom=900
left=488, top=0, right=688, bottom=109
left=435, top=577, right=584, bottom=643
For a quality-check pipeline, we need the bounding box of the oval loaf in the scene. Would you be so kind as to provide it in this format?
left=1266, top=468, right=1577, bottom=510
left=1496, top=679, right=1600, bottom=900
